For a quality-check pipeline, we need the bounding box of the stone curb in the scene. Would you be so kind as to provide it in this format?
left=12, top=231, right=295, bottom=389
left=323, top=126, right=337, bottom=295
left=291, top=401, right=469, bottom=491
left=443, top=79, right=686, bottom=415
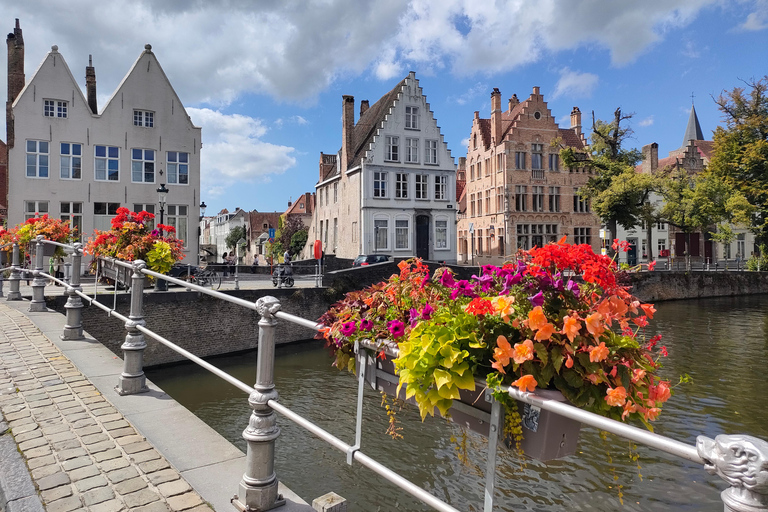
left=0, top=412, right=45, bottom=512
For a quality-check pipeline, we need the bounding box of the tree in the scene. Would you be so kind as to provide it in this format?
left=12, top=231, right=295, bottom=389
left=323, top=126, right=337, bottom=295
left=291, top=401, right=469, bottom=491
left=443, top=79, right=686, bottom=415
left=225, top=225, right=247, bottom=251
left=708, top=76, right=768, bottom=244
left=290, top=229, right=308, bottom=257
left=276, top=215, right=306, bottom=260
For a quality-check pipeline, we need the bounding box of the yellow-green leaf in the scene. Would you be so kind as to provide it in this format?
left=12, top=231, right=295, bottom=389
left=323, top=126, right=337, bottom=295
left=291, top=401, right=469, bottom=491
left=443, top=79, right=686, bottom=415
left=433, top=368, right=452, bottom=389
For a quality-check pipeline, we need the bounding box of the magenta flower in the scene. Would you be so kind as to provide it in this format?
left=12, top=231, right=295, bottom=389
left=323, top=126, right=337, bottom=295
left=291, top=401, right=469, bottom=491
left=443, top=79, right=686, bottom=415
left=359, top=319, right=374, bottom=331
left=528, top=291, right=545, bottom=307
left=421, top=303, right=434, bottom=320
left=340, top=321, right=357, bottom=336
left=387, top=320, right=406, bottom=338
left=439, top=270, right=455, bottom=288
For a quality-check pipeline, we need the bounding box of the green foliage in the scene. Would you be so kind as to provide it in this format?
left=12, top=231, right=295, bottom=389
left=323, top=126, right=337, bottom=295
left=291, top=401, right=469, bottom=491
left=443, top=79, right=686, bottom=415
left=145, top=240, right=176, bottom=274
left=290, top=229, right=308, bottom=257
left=276, top=215, right=306, bottom=259
left=225, top=226, right=247, bottom=251
left=746, top=244, right=768, bottom=271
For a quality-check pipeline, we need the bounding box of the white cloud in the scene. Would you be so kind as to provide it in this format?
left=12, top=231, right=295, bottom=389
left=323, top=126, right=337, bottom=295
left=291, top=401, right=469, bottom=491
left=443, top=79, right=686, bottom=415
left=680, top=40, right=700, bottom=58
left=187, top=108, right=296, bottom=199
left=460, top=137, right=470, bottom=148
left=738, top=0, right=768, bottom=30
left=639, top=116, right=655, bottom=127
left=449, top=82, right=487, bottom=106
left=552, top=68, right=599, bottom=99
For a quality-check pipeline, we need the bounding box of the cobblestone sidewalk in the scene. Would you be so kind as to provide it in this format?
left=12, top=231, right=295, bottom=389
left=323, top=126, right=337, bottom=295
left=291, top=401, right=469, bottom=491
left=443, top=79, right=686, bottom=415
left=0, top=303, right=212, bottom=512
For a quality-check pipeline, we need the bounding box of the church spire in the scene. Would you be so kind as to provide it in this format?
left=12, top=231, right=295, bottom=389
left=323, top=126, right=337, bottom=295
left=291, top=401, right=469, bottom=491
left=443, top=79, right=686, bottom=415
left=682, top=102, right=704, bottom=146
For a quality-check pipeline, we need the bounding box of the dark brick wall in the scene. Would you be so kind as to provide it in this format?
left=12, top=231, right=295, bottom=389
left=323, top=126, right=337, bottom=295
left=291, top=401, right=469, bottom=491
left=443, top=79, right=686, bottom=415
left=625, top=271, right=768, bottom=302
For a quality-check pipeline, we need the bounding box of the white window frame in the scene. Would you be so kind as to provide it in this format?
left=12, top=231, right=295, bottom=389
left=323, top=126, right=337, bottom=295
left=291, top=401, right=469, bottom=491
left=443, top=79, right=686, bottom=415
left=132, top=203, right=156, bottom=230
left=395, top=173, right=409, bottom=199
left=425, top=139, right=438, bottom=164
left=167, top=205, right=188, bottom=248
left=435, top=218, right=448, bottom=249
left=24, top=201, right=49, bottom=221
left=434, top=175, right=447, bottom=200
left=167, top=151, right=189, bottom=185
left=395, top=217, right=410, bottom=250
left=60, top=143, right=82, bottom=180
left=405, top=138, right=419, bottom=163
left=133, top=110, right=155, bottom=128
left=131, top=148, right=156, bottom=183
left=26, top=140, right=49, bottom=178
left=44, top=99, right=67, bottom=118
left=385, top=136, right=399, bottom=162
left=95, top=145, right=120, bottom=181
left=333, top=182, right=338, bottom=203
left=374, top=217, right=389, bottom=251
left=94, top=202, right=120, bottom=231
left=415, top=174, right=429, bottom=200
left=405, top=106, right=419, bottom=130
left=60, top=202, right=83, bottom=240
left=374, top=171, right=388, bottom=198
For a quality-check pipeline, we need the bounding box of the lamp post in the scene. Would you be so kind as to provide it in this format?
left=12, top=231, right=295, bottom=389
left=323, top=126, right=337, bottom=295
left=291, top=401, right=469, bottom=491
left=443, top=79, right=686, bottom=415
left=155, top=183, right=169, bottom=291
left=198, top=202, right=206, bottom=265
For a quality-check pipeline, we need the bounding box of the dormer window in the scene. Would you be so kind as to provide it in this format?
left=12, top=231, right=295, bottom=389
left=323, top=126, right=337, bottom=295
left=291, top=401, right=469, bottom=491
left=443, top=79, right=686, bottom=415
left=44, top=99, right=67, bottom=118
left=405, top=106, right=419, bottom=130
left=133, top=110, right=154, bottom=127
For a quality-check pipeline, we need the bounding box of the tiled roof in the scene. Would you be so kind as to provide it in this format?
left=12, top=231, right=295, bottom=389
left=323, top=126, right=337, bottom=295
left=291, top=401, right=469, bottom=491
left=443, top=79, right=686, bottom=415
left=348, top=78, right=406, bottom=168
left=284, top=192, right=314, bottom=216
left=456, top=179, right=466, bottom=202
left=694, top=140, right=715, bottom=161
left=558, top=128, right=586, bottom=150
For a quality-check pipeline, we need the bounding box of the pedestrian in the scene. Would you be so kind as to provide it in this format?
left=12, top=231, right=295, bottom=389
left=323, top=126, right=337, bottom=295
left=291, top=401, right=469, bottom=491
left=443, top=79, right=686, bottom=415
left=222, top=252, right=229, bottom=276
left=283, top=249, right=291, bottom=265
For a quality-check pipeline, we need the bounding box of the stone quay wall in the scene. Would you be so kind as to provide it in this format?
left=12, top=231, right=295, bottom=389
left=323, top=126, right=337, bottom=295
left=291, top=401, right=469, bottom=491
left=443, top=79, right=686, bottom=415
left=625, top=270, right=768, bottom=302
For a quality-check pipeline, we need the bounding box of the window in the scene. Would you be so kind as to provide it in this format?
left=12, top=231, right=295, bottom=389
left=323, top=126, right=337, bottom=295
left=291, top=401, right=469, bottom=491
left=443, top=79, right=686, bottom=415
left=470, top=194, right=475, bottom=217
left=545, top=224, right=559, bottom=243
left=60, top=202, right=83, bottom=239
left=656, top=221, right=667, bottom=230
left=415, top=174, right=428, bottom=199
left=737, top=233, right=746, bottom=259
left=477, top=229, right=483, bottom=255
left=333, top=182, right=338, bottom=203
left=26, top=140, right=49, bottom=178
left=333, top=218, right=338, bottom=251
left=402, top=138, right=417, bottom=164
left=548, top=186, right=560, bottom=212
left=386, top=136, right=399, bottom=161
left=515, top=152, right=526, bottom=169
left=131, top=149, right=155, bottom=183
left=434, top=175, right=447, bottom=200
left=94, top=202, right=120, bottom=231
left=485, top=189, right=491, bottom=214
left=573, top=188, right=590, bottom=213
left=532, top=144, right=544, bottom=170
left=25, top=201, right=49, bottom=221
left=167, top=152, right=189, bottom=185
left=395, top=219, right=409, bottom=249
left=473, top=133, right=477, bottom=149
left=44, top=99, right=67, bottom=118
left=658, top=238, right=666, bottom=254
left=425, top=140, right=438, bottom=164
left=300, top=202, right=304, bottom=209
left=515, top=185, right=527, bottom=211
left=435, top=220, right=447, bottom=249
left=485, top=158, right=491, bottom=176
left=60, top=143, right=82, bottom=179
left=167, top=205, right=188, bottom=247
left=132, top=204, right=156, bottom=230
left=549, top=154, right=559, bottom=171
left=531, top=224, right=544, bottom=248
left=374, top=172, right=388, bottom=198
left=405, top=106, right=419, bottom=129
left=498, top=228, right=505, bottom=256
left=496, top=187, right=504, bottom=211
left=470, top=164, right=475, bottom=180
left=133, top=110, right=154, bottom=127
left=477, top=193, right=483, bottom=215
left=574, top=227, right=592, bottom=245
left=374, top=219, right=388, bottom=250
left=517, top=224, right=530, bottom=250
left=396, top=173, right=409, bottom=199
left=532, top=186, right=544, bottom=212
left=477, top=161, right=482, bottom=176
left=95, top=145, right=120, bottom=181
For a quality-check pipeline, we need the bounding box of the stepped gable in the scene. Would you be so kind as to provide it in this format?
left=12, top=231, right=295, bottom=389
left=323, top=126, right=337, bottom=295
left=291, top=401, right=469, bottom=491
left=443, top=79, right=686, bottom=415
left=347, top=78, right=406, bottom=169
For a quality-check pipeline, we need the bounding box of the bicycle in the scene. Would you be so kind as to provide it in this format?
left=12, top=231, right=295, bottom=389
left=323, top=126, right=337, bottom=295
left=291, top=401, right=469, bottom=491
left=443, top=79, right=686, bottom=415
left=183, top=263, right=221, bottom=290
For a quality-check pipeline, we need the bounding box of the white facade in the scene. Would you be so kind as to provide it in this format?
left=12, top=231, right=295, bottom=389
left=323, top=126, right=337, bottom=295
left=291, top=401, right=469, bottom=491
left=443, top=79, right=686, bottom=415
left=212, top=209, right=247, bottom=262
left=7, top=44, right=201, bottom=263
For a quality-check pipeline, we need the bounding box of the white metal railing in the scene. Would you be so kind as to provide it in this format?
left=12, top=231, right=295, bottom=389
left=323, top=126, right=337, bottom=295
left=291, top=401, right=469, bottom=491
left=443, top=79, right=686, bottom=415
left=6, top=237, right=768, bottom=512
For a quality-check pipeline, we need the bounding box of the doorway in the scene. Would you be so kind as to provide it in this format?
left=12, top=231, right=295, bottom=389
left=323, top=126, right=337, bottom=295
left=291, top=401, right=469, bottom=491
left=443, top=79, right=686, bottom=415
left=416, top=215, right=430, bottom=260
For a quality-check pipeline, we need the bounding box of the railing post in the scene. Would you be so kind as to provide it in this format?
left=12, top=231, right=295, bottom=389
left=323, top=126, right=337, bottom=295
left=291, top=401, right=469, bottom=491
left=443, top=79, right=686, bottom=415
left=116, top=260, right=149, bottom=395
left=6, top=243, right=22, bottom=301
left=29, top=236, right=48, bottom=312
left=232, top=296, right=285, bottom=511
left=61, top=244, right=84, bottom=340
left=697, top=434, right=768, bottom=512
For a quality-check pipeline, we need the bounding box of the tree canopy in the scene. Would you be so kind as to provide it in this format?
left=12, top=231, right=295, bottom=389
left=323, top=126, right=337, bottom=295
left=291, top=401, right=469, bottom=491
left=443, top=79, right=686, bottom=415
left=225, top=225, right=247, bottom=251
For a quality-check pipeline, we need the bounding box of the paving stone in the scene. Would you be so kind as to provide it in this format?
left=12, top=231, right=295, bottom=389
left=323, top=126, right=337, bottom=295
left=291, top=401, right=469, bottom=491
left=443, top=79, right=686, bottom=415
left=102, top=419, right=129, bottom=431
left=33, top=408, right=60, bottom=420
left=28, top=398, right=54, bottom=408
left=69, top=463, right=99, bottom=481
left=32, top=463, right=62, bottom=479
left=87, top=440, right=117, bottom=453
left=37, top=471, right=71, bottom=491
left=14, top=428, right=43, bottom=442
left=18, top=436, right=48, bottom=450
left=58, top=447, right=87, bottom=460
left=52, top=438, right=82, bottom=451
left=63, top=411, right=88, bottom=422
left=83, top=486, right=117, bottom=507
left=56, top=403, right=83, bottom=414
left=98, top=456, right=130, bottom=472
left=81, top=432, right=110, bottom=445
left=93, top=448, right=123, bottom=462
left=82, top=396, right=107, bottom=406
left=47, top=430, right=77, bottom=443
left=74, top=425, right=103, bottom=436
left=96, top=413, right=124, bottom=423
left=45, top=495, right=82, bottom=512
left=51, top=395, right=75, bottom=404
left=8, top=417, right=36, bottom=430
left=116, top=434, right=145, bottom=446
left=157, top=479, right=191, bottom=498
left=134, top=502, right=170, bottom=512
left=6, top=409, right=32, bottom=421
left=122, top=488, right=162, bottom=508
left=75, top=474, right=108, bottom=492
left=24, top=444, right=52, bottom=458
left=27, top=453, right=56, bottom=470
left=166, top=492, right=204, bottom=511
left=183, top=505, right=212, bottom=511
left=71, top=417, right=96, bottom=428
left=114, top=476, right=148, bottom=495
left=107, top=466, right=140, bottom=484
left=88, top=498, right=127, bottom=512
left=7, top=421, right=38, bottom=435
left=40, top=484, right=73, bottom=503
left=124, top=441, right=153, bottom=455
left=109, top=427, right=137, bottom=438
left=137, top=457, right=169, bottom=473
left=40, top=422, right=69, bottom=435
left=62, top=455, right=92, bottom=471
left=146, top=469, right=179, bottom=486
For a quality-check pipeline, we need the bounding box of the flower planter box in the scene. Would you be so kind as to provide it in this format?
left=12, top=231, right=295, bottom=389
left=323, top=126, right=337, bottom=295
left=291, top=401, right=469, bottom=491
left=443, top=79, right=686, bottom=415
left=29, top=243, right=56, bottom=258
left=98, top=259, right=134, bottom=290
left=357, top=348, right=581, bottom=462
left=0, top=251, right=7, bottom=265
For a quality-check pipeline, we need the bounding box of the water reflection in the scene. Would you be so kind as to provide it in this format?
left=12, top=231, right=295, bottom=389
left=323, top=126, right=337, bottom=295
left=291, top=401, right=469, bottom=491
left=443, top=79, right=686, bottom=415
left=147, top=294, right=768, bottom=511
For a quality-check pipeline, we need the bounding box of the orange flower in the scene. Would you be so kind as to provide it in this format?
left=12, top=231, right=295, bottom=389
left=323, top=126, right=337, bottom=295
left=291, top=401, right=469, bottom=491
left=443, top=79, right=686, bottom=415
left=609, top=295, right=628, bottom=316
left=492, top=335, right=514, bottom=374
left=631, top=368, right=646, bottom=382
left=641, top=303, right=656, bottom=319
left=492, top=296, right=515, bottom=320
left=561, top=315, right=581, bottom=343
left=621, top=401, right=638, bottom=420
left=528, top=306, right=548, bottom=330
left=565, top=354, right=574, bottom=368
left=652, top=381, right=671, bottom=403
left=511, top=374, right=537, bottom=392
left=644, top=407, right=661, bottom=421
left=605, top=386, right=627, bottom=407
left=512, top=339, right=535, bottom=364
left=585, top=313, right=605, bottom=337
left=534, top=322, right=556, bottom=341
left=589, top=341, right=609, bottom=362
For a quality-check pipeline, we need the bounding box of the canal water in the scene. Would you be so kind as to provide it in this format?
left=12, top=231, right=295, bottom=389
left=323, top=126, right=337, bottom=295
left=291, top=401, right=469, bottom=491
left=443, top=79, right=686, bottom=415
left=147, top=294, right=768, bottom=511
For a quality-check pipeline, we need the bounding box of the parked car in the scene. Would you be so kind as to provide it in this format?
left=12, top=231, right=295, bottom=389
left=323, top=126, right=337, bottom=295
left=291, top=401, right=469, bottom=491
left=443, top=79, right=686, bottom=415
left=352, top=254, right=391, bottom=267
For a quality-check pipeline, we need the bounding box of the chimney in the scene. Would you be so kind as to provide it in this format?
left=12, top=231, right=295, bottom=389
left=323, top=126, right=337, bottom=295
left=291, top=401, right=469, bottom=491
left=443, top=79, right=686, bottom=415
left=532, top=86, right=540, bottom=96
left=341, top=95, right=355, bottom=171
left=85, top=54, right=97, bottom=114
left=360, top=99, right=369, bottom=117
left=6, top=18, right=24, bottom=149
left=570, top=106, right=582, bottom=136
left=641, top=143, right=658, bottom=174
left=508, top=94, right=519, bottom=111
left=287, top=201, right=292, bottom=208
left=491, top=88, right=502, bottom=145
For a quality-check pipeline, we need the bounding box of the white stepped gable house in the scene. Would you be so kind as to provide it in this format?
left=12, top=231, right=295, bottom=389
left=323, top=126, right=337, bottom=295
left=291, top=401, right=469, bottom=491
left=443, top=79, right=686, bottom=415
left=310, top=71, right=457, bottom=262
left=6, top=20, right=201, bottom=264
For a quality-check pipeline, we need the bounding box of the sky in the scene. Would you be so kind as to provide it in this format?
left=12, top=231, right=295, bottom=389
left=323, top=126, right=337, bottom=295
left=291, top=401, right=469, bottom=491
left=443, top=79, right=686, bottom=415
left=2, top=0, right=767, bottom=216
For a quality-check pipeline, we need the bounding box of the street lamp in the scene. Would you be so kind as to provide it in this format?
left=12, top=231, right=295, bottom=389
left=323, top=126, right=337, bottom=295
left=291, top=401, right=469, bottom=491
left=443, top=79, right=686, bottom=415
left=199, top=201, right=206, bottom=220
left=154, top=183, right=169, bottom=291
left=198, top=202, right=206, bottom=266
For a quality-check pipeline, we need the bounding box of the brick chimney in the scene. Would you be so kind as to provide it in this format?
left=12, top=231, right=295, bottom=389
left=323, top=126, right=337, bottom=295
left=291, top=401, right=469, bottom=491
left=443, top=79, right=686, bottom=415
left=570, top=106, right=582, bottom=136
left=641, top=143, right=658, bottom=174
left=491, top=88, right=502, bottom=144
left=6, top=18, right=24, bottom=149
left=341, top=95, right=355, bottom=171
left=532, top=86, right=540, bottom=96
left=86, top=55, right=97, bottom=114
left=360, top=99, right=369, bottom=117
left=508, top=94, right=519, bottom=111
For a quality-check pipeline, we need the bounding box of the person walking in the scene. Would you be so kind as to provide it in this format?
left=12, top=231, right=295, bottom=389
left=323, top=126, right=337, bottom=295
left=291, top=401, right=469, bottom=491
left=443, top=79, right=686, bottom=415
left=222, top=252, right=229, bottom=277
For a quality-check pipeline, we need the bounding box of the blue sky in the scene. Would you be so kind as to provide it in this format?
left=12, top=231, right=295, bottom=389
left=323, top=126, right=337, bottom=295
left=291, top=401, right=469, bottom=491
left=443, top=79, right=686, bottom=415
left=3, top=0, right=767, bottom=216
